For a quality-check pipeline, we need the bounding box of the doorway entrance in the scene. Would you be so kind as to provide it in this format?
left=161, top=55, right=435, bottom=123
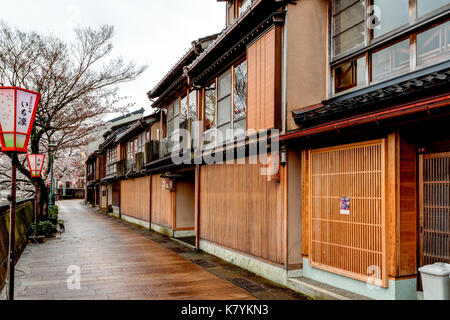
left=419, top=152, right=450, bottom=269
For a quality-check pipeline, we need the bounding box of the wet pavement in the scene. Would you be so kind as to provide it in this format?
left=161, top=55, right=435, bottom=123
left=7, top=200, right=309, bottom=300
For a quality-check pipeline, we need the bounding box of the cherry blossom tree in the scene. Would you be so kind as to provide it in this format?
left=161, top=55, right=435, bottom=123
left=0, top=22, right=146, bottom=217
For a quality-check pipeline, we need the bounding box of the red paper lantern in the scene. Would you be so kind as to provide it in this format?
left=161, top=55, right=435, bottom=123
left=0, top=87, right=40, bottom=153
left=27, top=154, right=45, bottom=178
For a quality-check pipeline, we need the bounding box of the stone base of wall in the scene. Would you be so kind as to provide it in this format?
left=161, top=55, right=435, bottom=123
left=301, top=258, right=417, bottom=300
left=120, top=214, right=149, bottom=229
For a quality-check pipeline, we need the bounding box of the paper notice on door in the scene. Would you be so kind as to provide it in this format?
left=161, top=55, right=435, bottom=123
left=340, top=197, right=350, bottom=215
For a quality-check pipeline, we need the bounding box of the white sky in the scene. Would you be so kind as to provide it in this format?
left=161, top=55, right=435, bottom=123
left=0, top=0, right=226, bottom=119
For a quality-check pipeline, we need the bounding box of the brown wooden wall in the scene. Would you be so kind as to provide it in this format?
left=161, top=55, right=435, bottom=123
left=386, top=133, right=418, bottom=278
left=398, top=137, right=417, bottom=276
left=247, top=26, right=281, bottom=132
left=199, top=159, right=285, bottom=264
left=151, top=175, right=173, bottom=228
left=120, top=177, right=150, bottom=222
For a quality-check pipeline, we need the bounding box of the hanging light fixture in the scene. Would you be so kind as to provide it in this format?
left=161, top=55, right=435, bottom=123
left=0, top=87, right=40, bottom=152
left=27, top=154, right=46, bottom=178
left=0, top=86, right=40, bottom=301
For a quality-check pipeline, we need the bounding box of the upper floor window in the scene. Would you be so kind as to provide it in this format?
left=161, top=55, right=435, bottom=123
left=372, top=0, right=409, bottom=38
left=166, top=98, right=180, bottom=139
left=204, top=82, right=216, bottom=131
left=238, top=0, right=252, bottom=16
left=203, top=58, right=248, bottom=142
left=137, top=132, right=145, bottom=154
left=331, top=0, right=450, bottom=95
left=227, top=0, right=254, bottom=26
left=188, top=90, right=197, bottom=119
left=333, top=0, right=366, bottom=56
left=418, top=0, right=450, bottom=17
left=233, top=59, right=247, bottom=136
left=180, top=95, right=188, bottom=122
left=217, top=69, right=232, bottom=139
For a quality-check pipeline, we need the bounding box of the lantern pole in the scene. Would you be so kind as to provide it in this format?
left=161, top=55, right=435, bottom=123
left=48, top=152, right=54, bottom=210
left=34, top=180, right=38, bottom=235
left=7, top=155, right=16, bottom=300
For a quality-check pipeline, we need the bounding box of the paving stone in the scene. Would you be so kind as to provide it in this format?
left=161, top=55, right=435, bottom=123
left=9, top=200, right=308, bottom=300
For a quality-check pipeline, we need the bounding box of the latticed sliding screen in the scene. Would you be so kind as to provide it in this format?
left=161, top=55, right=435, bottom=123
left=309, top=140, right=387, bottom=287
left=420, top=153, right=450, bottom=267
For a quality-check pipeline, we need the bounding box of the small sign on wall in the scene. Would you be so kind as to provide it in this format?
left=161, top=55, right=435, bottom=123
left=340, top=197, right=350, bottom=215
left=161, top=178, right=174, bottom=191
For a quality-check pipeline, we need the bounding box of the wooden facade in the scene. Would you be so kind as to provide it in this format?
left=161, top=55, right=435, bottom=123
left=151, top=175, right=173, bottom=228
left=199, top=157, right=285, bottom=264
left=247, top=26, right=282, bottom=131
left=120, top=177, right=151, bottom=222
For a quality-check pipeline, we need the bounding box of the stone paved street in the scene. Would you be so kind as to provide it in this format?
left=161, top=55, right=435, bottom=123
left=9, top=200, right=308, bottom=300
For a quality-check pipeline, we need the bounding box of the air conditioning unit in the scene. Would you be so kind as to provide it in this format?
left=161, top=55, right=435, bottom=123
left=135, top=152, right=144, bottom=172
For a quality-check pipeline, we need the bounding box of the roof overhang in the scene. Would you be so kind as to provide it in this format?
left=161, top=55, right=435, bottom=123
left=188, top=0, right=286, bottom=85
left=147, top=34, right=219, bottom=100
left=293, top=60, right=450, bottom=129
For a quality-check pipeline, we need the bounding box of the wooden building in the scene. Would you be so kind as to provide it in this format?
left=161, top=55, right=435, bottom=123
left=84, top=0, right=450, bottom=300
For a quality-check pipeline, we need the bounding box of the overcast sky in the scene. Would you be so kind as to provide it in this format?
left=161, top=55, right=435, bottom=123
left=1, top=0, right=225, bottom=118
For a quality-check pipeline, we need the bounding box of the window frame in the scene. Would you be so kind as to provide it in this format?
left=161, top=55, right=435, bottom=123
left=202, top=57, right=248, bottom=145
left=330, top=0, right=450, bottom=96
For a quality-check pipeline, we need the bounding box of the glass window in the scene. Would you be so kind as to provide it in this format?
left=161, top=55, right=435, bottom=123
left=168, top=103, right=173, bottom=120
left=174, top=99, right=179, bottom=116
left=418, top=0, right=450, bottom=17
left=234, top=60, right=247, bottom=122
left=371, top=39, right=410, bottom=83
left=238, top=0, right=252, bottom=16
left=188, top=90, right=197, bottom=119
left=417, top=20, right=450, bottom=67
left=217, top=70, right=232, bottom=138
left=333, top=0, right=366, bottom=56
left=166, top=99, right=180, bottom=138
left=204, top=82, right=216, bottom=131
left=334, top=56, right=366, bottom=93
left=218, top=70, right=232, bottom=100
left=333, top=0, right=360, bottom=14
left=218, top=96, right=231, bottom=126
left=180, top=95, right=188, bottom=122
left=373, top=0, right=409, bottom=38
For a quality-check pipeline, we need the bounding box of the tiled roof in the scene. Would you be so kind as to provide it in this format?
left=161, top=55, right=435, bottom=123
left=293, top=61, right=450, bottom=127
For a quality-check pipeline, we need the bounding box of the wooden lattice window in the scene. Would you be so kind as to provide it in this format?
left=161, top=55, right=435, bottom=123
left=309, top=140, right=387, bottom=287
left=419, top=153, right=450, bottom=267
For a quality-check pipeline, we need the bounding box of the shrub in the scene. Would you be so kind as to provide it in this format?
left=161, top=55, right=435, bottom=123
left=48, top=205, right=59, bottom=225
left=37, top=220, right=57, bottom=237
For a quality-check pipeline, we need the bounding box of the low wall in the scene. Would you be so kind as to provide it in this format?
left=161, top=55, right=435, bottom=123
left=0, top=198, right=34, bottom=291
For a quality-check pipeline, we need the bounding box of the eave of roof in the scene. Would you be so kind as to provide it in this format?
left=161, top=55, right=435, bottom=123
left=115, top=117, right=157, bottom=144
left=188, top=1, right=287, bottom=84
left=293, top=60, right=450, bottom=127
left=147, top=33, right=219, bottom=100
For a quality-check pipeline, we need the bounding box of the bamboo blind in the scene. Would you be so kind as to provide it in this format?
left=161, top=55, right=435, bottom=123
left=309, top=140, right=387, bottom=287
left=420, top=153, right=450, bottom=266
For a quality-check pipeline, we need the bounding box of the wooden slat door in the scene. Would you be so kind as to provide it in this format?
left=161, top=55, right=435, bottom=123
left=419, top=153, right=450, bottom=268
left=309, top=140, right=387, bottom=287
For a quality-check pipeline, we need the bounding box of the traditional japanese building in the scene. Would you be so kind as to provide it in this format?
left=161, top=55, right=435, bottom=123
left=281, top=0, right=450, bottom=299
left=85, top=0, right=450, bottom=300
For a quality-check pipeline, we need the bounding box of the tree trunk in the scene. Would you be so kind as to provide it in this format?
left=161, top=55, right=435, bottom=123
left=37, top=182, right=49, bottom=220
